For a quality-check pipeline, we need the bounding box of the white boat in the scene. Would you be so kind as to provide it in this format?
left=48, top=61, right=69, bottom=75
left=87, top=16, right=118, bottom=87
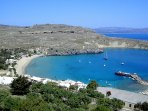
left=121, top=62, right=125, bottom=65
left=104, top=51, right=108, bottom=60
left=107, top=83, right=112, bottom=86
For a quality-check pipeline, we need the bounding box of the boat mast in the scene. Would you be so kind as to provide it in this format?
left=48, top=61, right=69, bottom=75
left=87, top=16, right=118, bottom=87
left=104, top=51, right=108, bottom=60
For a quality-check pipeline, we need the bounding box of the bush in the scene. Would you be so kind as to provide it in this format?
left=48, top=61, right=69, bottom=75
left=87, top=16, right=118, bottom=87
left=92, top=105, right=112, bottom=111
left=106, top=91, right=111, bottom=96
left=111, top=98, right=124, bottom=110
left=0, top=90, right=10, bottom=102
left=3, top=97, right=22, bottom=111
left=87, top=89, right=104, bottom=98
left=10, top=76, right=32, bottom=95
left=0, top=90, right=10, bottom=110
left=0, top=81, right=124, bottom=111
left=87, top=80, right=98, bottom=90
left=97, top=98, right=124, bottom=111
left=69, top=85, right=78, bottom=91
left=19, top=93, right=51, bottom=111
left=135, top=102, right=148, bottom=111
left=31, top=82, right=43, bottom=93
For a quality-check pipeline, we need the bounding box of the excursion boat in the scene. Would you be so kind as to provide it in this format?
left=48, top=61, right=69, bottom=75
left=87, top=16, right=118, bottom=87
left=115, top=71, right=132, bottom=77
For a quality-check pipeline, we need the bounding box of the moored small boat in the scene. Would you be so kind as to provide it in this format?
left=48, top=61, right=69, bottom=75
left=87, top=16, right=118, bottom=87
left=121, top=62, right=125, bottom=65
left=104, top=51, right=108, bottom=60
left=115, top=71, right=131, bottom=77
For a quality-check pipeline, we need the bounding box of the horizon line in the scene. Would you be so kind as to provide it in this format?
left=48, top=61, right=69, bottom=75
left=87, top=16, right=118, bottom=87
left=0, top=23, right=148, bottom=29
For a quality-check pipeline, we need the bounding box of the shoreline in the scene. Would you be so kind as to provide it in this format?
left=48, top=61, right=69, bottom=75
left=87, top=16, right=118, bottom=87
left=14, top=53, right=148, bottom=94
left=1, top=53, right=148, bottom=104
left=15, top=55, right=42, bottom=75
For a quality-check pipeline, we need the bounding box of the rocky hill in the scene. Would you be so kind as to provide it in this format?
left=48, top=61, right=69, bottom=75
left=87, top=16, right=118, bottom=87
left=0, top=24, right=148, bottom=53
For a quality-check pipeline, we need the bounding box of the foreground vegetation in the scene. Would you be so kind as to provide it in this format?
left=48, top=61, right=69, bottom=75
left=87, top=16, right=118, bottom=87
left=134, top=102, right=148, bottom=111
left=0, top=77, right=125, bottom=111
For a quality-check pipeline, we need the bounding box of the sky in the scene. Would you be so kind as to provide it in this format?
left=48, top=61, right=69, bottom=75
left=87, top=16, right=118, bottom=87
left=0, top=0, right=148, bottom=28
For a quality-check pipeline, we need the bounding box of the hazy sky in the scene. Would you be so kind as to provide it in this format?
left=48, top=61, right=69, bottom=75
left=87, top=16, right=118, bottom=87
left=0, top=0, right=148, bottom=28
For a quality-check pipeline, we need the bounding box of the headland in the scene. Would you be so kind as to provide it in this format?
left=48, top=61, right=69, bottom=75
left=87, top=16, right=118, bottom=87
left=0, top=24, right=148, bottom=52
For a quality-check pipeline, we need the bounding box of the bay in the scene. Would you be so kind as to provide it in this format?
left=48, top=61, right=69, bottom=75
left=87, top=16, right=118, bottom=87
left=25, top=48, right=148, bottom=92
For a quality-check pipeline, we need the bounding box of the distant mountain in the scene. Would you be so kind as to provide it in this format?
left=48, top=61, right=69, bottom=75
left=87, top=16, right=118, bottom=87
left=94, top=27, right=148, bottom=34
left=0, top=24, right=10, bottom=27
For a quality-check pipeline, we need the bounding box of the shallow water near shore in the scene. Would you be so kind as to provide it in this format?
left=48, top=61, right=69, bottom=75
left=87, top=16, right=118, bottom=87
left=25, top=48, right=148, bottom=92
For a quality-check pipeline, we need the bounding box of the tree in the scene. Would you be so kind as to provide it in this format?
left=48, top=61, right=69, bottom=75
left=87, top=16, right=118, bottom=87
left=0, top=90, right=10, bottom=101
left=69, top=85, right=78, bottom=91
left=19, top=93, right=52, bottom=111
left=87, top=80, right=98, bottom=90
left=106, top=91, right=111, bottom=97
left=134, top=102, right=141, bottom=109
left=10, top=76, right=32, bottom=95
left=135, top=102, right=148, bottom=111
left=111, top=98, right=124, bottom=110
left=87, top=89, right=104, bottom=98
left=92, top=105, right=112, bottom=111
left=28, top=53, right=31, bottom=57
left=67, top=95, right=81, bottom=108
left=3, top=96, right=22, bottom=111
left=141, top=102, right=148, bottom=111
left=134, top=102, right=148, bottom=111
left=31, top=82, right=43, bottom=93
left=0, top=90, right=10, bottom=110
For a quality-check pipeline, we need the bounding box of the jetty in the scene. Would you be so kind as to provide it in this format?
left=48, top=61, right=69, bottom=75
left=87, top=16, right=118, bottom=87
left=130, top=74, right=148, bottom=85
left=115, top=71, right=148, bottom=86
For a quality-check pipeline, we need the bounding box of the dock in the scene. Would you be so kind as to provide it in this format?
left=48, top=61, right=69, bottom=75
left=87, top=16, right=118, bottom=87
left=130, top=74, right=148, bottom=85
left=115, top=71, right=148, bottom=86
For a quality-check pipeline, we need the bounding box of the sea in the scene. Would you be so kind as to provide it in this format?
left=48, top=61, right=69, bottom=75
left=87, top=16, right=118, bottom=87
left=103, top=33, right=148, bottom=41
left=25, top=34, right=148, bottom=92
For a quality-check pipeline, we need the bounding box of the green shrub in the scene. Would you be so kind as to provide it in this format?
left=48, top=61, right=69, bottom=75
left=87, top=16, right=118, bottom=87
left=0, top=81, right=124, bottom=111
left=87, top=80, right=98, bottom=90
left=10, top=76, right=32, bottom=95
left=92, top=105, right=112, bottom=111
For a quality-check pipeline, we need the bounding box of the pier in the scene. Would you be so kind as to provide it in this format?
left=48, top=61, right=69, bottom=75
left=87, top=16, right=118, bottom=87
left=130, top=74, right=148, bottom=85
left=115, top=71, right=148, bottom=86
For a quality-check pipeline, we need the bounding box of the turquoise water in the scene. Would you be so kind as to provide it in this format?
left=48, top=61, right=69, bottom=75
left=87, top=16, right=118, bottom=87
left=104, top=34, right=148, bottom=41
left=26, top=48, right=148, bottom=92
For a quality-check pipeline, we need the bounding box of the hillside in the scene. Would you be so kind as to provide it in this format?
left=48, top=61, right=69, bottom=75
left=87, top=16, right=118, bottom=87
left=0, top=24, right=148, bottom=53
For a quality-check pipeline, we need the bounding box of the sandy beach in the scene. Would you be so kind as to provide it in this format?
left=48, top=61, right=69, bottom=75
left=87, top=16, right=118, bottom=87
left=15, top=55, right=41, bottom=75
